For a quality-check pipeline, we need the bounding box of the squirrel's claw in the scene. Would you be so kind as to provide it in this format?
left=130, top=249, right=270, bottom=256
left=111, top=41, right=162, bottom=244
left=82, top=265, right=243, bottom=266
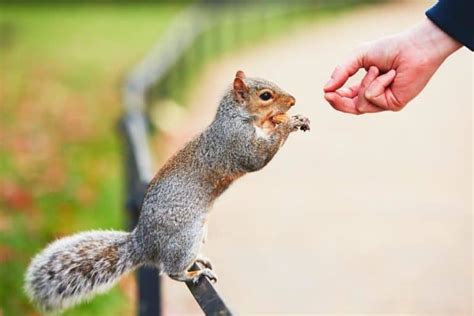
left=170, top=266, right=217, bottom=284
left=195, top=256, right=214, bottom=270
left=193, top=268, right=218, bottom=284
left=300, top=123, right=310, bottom=132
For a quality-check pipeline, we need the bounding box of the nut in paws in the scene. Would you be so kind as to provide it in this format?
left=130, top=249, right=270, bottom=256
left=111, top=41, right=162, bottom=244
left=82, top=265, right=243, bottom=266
left=290, top=115, right=311, bottom=132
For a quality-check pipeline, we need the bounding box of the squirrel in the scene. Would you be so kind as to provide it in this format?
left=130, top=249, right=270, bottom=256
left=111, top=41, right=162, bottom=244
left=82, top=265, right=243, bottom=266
left=24, top=70, right=310, bottom=313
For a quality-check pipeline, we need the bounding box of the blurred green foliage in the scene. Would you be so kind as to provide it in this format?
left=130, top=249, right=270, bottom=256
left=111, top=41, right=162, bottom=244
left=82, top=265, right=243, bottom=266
left=0, top=4, right=182, bottom=315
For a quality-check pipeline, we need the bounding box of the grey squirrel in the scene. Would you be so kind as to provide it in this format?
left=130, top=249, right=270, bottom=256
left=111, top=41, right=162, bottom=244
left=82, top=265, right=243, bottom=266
left=24, top=71, right=310, bottom=313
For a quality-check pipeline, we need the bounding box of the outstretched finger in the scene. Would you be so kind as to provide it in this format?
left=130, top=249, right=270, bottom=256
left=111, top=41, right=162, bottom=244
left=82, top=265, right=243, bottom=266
left=324, top=84, right=360, bottom=114
left=324, top=92, right=359, bottom=115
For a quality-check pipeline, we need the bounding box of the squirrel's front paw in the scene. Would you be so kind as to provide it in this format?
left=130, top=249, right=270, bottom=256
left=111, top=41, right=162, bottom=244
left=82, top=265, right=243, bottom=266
left=289, top=114, right=311, bottom=132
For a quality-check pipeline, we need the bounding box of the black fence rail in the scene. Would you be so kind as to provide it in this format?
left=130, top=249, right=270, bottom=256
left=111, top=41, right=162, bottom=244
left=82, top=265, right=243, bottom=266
left=120, top=4, right=233, bottom=315
left=119, top=1, right=371, bottom=315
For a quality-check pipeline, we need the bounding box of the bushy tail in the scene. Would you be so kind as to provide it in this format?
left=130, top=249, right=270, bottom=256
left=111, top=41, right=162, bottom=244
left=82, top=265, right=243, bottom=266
left=25, top=230, right=140, bottom=313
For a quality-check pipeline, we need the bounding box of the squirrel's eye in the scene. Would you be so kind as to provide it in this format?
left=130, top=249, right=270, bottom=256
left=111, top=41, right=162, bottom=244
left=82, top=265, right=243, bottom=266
left=259, top=91, right=273, bottom=101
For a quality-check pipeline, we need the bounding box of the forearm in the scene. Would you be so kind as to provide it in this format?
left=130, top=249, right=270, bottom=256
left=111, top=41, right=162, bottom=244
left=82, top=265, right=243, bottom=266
left=407, top=18, right=462, bottom=67
left=425, top=0, right=474, bottom=51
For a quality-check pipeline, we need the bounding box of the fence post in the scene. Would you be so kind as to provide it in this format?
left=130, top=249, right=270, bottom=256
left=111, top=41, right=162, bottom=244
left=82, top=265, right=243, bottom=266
left=119, top=111, right=161, bottom=316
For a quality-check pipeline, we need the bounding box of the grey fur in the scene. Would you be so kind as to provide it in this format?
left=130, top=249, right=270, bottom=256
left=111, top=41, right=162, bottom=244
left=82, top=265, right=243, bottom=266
left=25, top=231, right=138, bottom=312
left=24, top=75, right=310, bottom=313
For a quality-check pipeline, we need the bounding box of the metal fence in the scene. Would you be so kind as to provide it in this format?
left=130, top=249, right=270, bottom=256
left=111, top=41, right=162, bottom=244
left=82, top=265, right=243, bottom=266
left=119, top=4, right=235, bottom=315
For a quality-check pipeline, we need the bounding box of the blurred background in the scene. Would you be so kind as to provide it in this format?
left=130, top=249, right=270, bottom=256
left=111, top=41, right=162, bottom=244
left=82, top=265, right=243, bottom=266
left=0, top=1, right=471, bottom=316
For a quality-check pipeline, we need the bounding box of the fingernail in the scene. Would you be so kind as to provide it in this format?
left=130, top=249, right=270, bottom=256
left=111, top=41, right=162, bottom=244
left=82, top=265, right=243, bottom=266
left=324, top=79, right=334, bottom=89
left=369, top=66, right=379, bottom=76
left=339, top=87, right=350, bottom=95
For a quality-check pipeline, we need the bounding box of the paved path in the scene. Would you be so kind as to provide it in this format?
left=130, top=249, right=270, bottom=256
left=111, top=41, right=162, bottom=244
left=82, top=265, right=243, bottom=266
left=159, top=1, right=472, bottom=314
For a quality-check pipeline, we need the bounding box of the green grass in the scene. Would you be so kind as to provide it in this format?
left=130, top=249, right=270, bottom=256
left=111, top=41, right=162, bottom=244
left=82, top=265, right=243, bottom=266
left=0, top=4, right=182, bottom=316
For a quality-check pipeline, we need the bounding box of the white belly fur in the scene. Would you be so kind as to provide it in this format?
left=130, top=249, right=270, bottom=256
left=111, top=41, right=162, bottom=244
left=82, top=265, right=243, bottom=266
left=254, top=125, right=271, bottom=140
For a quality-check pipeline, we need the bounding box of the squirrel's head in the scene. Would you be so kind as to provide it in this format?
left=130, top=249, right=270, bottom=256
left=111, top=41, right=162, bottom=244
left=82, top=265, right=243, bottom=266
left=232, top=70, right=295, bottom=125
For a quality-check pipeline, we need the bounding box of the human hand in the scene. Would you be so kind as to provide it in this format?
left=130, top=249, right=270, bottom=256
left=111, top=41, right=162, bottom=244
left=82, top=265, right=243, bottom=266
left=323, top=18, right=462, bottom=114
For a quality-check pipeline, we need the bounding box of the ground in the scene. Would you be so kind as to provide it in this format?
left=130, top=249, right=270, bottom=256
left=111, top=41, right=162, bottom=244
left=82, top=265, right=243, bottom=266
left=158, top=1, right=472, bottom=314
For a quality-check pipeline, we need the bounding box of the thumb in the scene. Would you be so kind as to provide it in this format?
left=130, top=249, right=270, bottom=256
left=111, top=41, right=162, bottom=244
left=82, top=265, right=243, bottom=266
left=364, top=69, right=396, bottom=108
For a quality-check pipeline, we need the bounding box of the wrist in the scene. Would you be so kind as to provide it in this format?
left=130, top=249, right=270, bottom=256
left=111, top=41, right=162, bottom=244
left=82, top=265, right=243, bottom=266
left=408, top=18, right=462, bottom=64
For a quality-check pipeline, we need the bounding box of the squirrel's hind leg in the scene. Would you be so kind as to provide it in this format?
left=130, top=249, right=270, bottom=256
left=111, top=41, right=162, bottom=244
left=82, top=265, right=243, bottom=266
left=163, top=224, right=216, bottom=283
left=169, top=266, right=217, bottom=284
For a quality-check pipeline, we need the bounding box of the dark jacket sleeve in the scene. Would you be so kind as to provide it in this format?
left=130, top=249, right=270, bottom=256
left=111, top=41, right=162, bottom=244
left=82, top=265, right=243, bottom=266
left=426, top=0, right=473, bottom=51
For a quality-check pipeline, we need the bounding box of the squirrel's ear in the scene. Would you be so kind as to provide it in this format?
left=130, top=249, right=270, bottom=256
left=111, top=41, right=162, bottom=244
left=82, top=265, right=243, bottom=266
left=233, top=77, right=248, bottom=103
left=235, top=70, right=246, bottom=79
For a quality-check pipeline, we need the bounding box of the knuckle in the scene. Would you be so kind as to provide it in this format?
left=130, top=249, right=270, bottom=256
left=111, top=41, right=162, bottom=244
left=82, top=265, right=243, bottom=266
left=355, top=107, right=365, bottom=115
left=389, top=100, right=404, bottom=111
left=388, top=96, right=405, bottom=112
left=391, top=104, right=404, bottom=112
left=355, top=99, right=367, bottom=113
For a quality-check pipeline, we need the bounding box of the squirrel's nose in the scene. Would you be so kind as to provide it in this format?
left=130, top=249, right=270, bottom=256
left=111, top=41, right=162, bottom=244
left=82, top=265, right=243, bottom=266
left=288, top=96, right=296, bottom=107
